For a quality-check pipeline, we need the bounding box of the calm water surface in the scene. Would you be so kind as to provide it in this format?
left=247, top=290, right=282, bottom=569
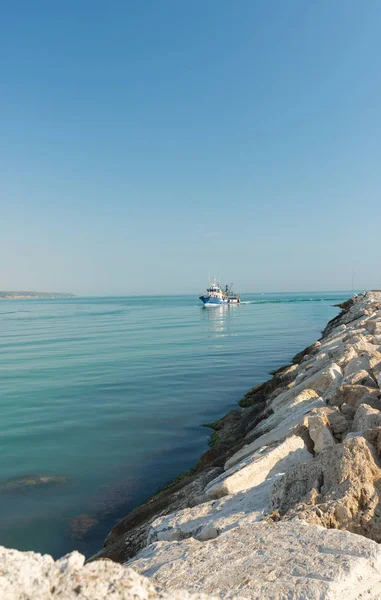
left=0, top=292, right=350, bottom=557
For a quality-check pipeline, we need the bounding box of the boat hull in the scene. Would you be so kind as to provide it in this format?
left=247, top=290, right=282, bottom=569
left=199, top=295, right=228, bottom=306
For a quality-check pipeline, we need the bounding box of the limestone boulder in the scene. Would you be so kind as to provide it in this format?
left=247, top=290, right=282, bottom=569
left=269, top=364, right=342, bottom=414
left=335, top=346, right=357, bottom=369
left=271, top=436, right=381, bottom=542
left=311, top=406, right=349, bottom=439
left=307, top=362, right=343, bottom=394
left=347, top=336, right=380, bottom=355
left=203, top=435, right=311, bottom=499
left=225, top=397, right=324, bottom=469
left=148, top=476, right=276, bottom=544
left=329, top=384, right=380, bottom=408
left=307, top=412, right=335, bottom=453
left=294, top=353, right=331, bottom=384
left=0, top=546, right=213, bottom=600
left=130, top=520, right=381, bottom=599
left=341, top=369, right=376, bottom=388
left=365, top=318, right=381, bottom=336
left=352, top=403, right=381, bottom=433
left=255, top=389, right=320, bottom=436
left=363, top=426, right=381, bottom=458
left=343, top=352, right=381, bottom=376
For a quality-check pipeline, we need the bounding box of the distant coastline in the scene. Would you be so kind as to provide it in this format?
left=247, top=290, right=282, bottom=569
left=0, top=291, right=75, bottom=299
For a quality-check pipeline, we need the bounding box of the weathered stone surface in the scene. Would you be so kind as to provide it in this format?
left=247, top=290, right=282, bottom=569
left=348, top=337, right=381, bottom=355
left=0, top=546, right=213, bottom=600
left=352, top=403, right=381, bottom=433
left=245, top=390, right=321, bottom=442
left=294, top=353, right=331, bottom=384
left=308, top=412, right=335, bottom=453
left=148, top=476, right=276, bottom=544
left=340, top=403, right=356, bottom=419
left=323, top=406, right=349, bottom=436
left=329, top=384, right=381, bottom=408
left=344, top=349, right=381, bottom=376
left=204, top=435, right=311, bottom=499
left=225, top=397, right=324, bottom=469
left=271, top=436, right=381, bottom=542
left=335, top=345, right=358, bottom=368
left=270, top=364, right=342, bottom=413
left=344, top=352, right=376, bottom=376
left=341, top=369, right=377, bottom=388
left=130, top=520, right=381, bottom=599
left=365, top=318, right=381, bottom=336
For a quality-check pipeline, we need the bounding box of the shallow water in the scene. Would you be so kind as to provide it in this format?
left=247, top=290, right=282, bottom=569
left=0, top=292, right=349, bottom=557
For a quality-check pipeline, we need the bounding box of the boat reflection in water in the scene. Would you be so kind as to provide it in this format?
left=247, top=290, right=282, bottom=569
left=201, top=302, right=240, bottom=338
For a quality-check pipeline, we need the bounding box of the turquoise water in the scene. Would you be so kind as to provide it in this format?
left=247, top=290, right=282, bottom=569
left=0, top=292, right=349, bottom=558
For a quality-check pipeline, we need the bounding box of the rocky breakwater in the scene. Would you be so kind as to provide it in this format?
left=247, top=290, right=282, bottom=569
left=108, top=290, right=381, bottom=598
left=4, top=291, right=381, bottom=599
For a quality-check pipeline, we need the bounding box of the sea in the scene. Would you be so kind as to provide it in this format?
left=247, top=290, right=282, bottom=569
left=0, top=292, right=351, bottom=558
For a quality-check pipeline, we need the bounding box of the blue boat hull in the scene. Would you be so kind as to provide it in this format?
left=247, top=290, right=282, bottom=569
left=199, top=295, right=228, bottom=306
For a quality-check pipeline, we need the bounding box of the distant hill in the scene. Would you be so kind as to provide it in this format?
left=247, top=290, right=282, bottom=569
left=0, top=291, right=76, bottom=299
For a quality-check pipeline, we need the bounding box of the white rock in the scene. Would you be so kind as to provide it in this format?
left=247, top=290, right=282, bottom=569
left=352, top=403, right=381, bottom=433
left=294, top=353, right=331, bottom=384
left=225, top=397, right=325, bottom=469
left=335, top=346, right=358, bottom=369
left=312, top=362, right=343, bottom=393
left=204, top=435, right=311, bottom=499
left=341, top=369, right=377, bottom=388
left=270, top=364, right=342, bottom=415
left=0, top=546, right=212, bottom=600
left=344, top=352, right=378, bottom=376
left=308, top=412, right=335, bottom=453
left=255, top=389, right=320, bottom=436
left=130, top=520, right=381, bottom=599
left=148, top=476, right=276, bottom=544
left=365, top=319, right=381, bottom=336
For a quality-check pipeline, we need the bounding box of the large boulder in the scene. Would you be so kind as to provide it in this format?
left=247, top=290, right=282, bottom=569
left=341, top=369, right=377, bottom=388
left=329, top=384, right=381, bottom=408
left=343, top=352, right=381, bottom=376
left=225, top=397, right=324, bottom=469
left=271, top=436, right=381, bottom=542
left=203, top=435, right=311, bottom=500
left=365, top=318, right=381, bottom=336
left=129, top=520, right=381, bottom=599
left=148, top=476, right=275, bottom=544
left=0, top=546, right=213, bottom=600
left=352, top=404, right=381, bottom=433
left=262, top=389, right=320, bottom=428
left=269, top=364, right=342, bottom=414
left=307, top=412, right=335, bottom=453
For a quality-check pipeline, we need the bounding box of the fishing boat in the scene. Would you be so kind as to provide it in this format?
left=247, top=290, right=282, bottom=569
left=199, top=278, right=240, bottom=306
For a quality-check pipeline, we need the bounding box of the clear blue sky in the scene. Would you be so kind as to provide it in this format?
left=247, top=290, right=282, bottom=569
left=1, top=1, right=380, bottom=295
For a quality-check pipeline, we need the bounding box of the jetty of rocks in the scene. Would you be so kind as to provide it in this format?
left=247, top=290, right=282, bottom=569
left=4, top=291, right=381, bottom=599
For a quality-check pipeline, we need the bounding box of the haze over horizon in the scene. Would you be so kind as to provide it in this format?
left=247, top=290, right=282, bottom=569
left=1, top=1, right=381, bottom=295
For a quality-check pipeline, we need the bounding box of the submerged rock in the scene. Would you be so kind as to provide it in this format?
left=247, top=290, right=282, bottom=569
left=0, top=474, right=69, bottom=493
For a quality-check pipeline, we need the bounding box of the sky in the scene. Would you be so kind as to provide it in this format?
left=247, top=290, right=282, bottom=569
left=1, top=1, right=381, bottom=295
